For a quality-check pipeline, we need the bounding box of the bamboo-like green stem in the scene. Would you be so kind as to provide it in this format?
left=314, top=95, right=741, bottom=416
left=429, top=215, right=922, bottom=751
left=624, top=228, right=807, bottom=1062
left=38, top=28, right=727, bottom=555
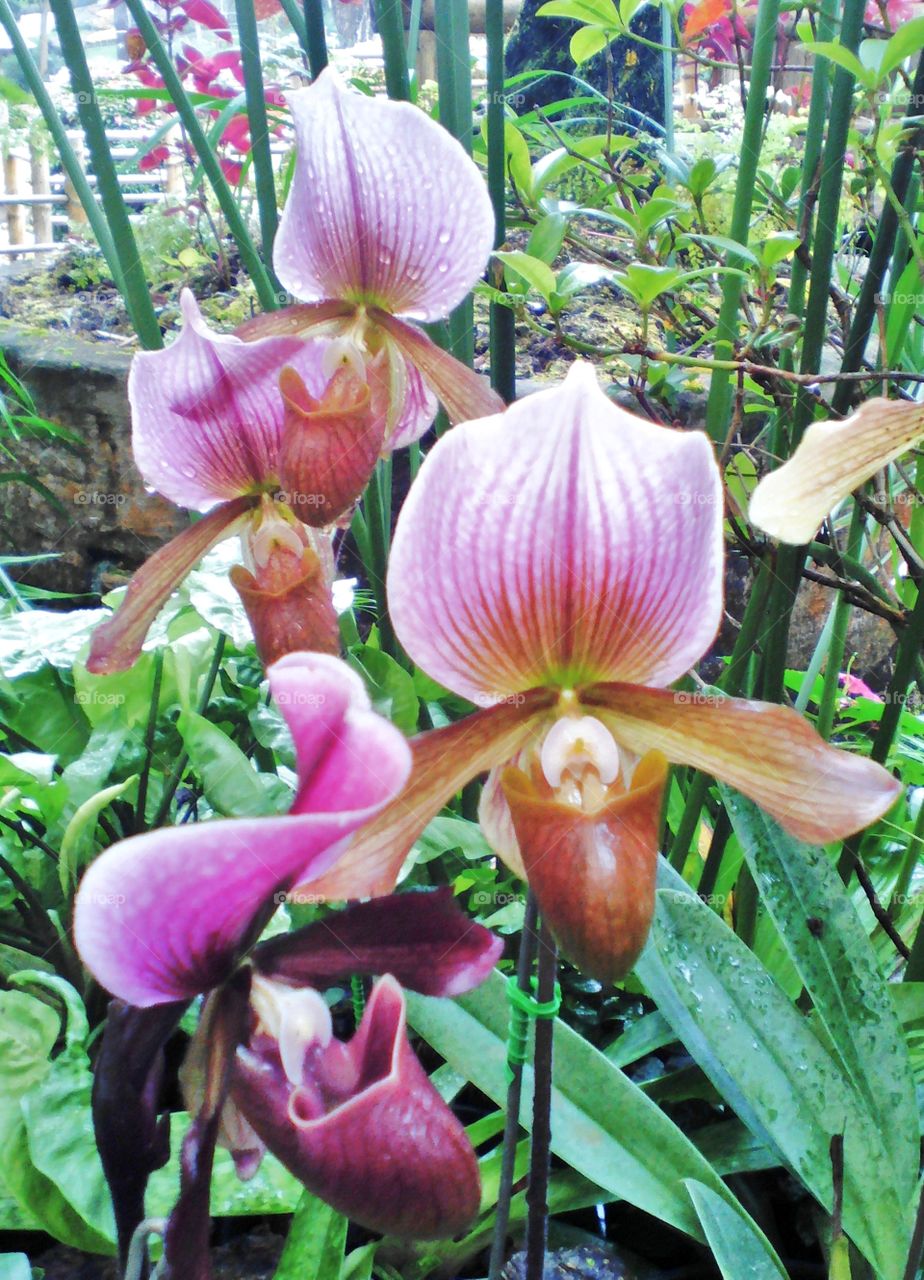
left=702, top=0, right=781, bottom=441
left=234, top=0, right=279, bottom=268
left=525, top=920, right=557, bottom=1280
left=49, top=0, right=162, bottom=348
left=816, top=508, right=864, bottom=739
left=122, top=0, right=279, bottom=313
left=302, top=0, right=328, bottom=77
left=375, top=0, right=412, bottom=101
left=486, top=0, right=516, bottom=402
left=435, top=0, right=476, bottom=367
left=0, top=0, right=122, bottom=283
left=135, top=650, right=164, bottom=833
left=277, top=0, right=308, bottom=59
left=660, top=1, right=674, bottom=154
left=360, top=459, right=398, bottom=659
left=872, top=580, right=924, bottom=765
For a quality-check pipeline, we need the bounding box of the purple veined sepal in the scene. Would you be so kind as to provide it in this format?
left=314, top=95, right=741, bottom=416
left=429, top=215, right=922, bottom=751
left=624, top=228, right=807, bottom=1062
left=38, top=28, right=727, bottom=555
left=231, top=974, right=482, bottom=1239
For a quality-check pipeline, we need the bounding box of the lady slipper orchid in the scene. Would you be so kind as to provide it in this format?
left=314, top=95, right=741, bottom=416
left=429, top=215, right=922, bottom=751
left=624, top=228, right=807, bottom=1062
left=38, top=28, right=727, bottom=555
left=86, top=291, right=389, bottom=674
left=302, top=363, right=902, bottom=984
left=750, top=397, right=924, bottom=544
left=237, top=66, right=503, bottom=435
left=75, top=652, right=501, bottom=1258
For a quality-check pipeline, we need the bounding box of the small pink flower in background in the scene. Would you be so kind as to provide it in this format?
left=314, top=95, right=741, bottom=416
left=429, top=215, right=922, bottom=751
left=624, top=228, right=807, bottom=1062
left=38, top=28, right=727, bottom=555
left=840, top=673, right=883, bottom=702
left=303, top=363, right=902, bottom=982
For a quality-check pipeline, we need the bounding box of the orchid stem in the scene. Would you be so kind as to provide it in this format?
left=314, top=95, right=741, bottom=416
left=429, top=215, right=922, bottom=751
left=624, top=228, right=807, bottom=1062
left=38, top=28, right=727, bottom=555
left=486, top=0, right=516, bottom=403
left=525, top=919, right=558, bottom=1280
left=302, top=0, right=328, bottom=78
left=235, top=0, right=279, bottom=271
left=375, top=0, right=412, bottom=101
left=488, top=893, right=539, bottom=1280
left=135, top=650, right=164, bottom=833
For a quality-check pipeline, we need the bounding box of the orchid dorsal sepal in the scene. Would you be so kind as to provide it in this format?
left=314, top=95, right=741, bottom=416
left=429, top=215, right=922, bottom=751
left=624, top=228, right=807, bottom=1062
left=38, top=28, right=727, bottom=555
left=749, top=397, right=924, bottom=544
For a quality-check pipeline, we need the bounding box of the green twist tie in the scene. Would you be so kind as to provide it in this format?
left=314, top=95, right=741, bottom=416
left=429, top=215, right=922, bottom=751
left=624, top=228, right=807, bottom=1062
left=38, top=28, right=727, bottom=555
left=505, top=974, right=562, bottom=1083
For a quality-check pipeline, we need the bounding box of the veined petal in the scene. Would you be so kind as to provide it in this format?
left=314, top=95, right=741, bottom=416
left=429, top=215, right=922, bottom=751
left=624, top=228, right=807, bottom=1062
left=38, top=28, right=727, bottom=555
left=298, top=691, right=556, bottom=901
left=584, top=683, right=901, bottom=844
left=750, top=398, right=924, bottom=544
left=130, top=290, right=332, bottom=510
left=254, top=888, right=503, bottom=996
left=233, top=301, right=358, bottom=342
left=502, top=751, right=667, bottom=983
left=373, top=310, right=504, bottom=425
left=233, top=976, right=481, bottom=1237
left=388, top=362, right=724, bottom=704
left=74, top=655, right=411, bottom=1006
left=388, top=355, right=439, bottom=448
left=86, top=495, right=256, bottom=675
left=274, top=68, right=494, bottom=321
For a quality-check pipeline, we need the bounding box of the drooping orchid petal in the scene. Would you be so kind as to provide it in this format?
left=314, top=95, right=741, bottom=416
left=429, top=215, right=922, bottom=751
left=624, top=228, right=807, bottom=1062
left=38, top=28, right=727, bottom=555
left=86, top=494, right=256, bottom=675
left=388, top=362, right=725, bottom=703
left=274, top=68, right=494, bottom=323
left=298, top=689, right=556, bottom=901
left=501, top=751, right=668, bottom=983
left=232, top=975, right=481, bottom=1238
left=74, top=653, right=411, bottom=1007
left=130, top=290, right=331, bottom=511
left=749, top=398, right=924, bottom=544
left=254, top=888, right=503, bottom=996
left=582, top=683, right=902, bottom=843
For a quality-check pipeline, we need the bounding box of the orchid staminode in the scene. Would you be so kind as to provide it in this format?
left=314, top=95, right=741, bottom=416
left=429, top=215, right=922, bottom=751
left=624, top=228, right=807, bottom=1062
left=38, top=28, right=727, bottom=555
left=86, top=291, right=389, bottom=674
left=302, top=362, right=901, bottom=983
left=238, top=66, right=503, bottom=434
left=75, top=653, right=500, bottom=1263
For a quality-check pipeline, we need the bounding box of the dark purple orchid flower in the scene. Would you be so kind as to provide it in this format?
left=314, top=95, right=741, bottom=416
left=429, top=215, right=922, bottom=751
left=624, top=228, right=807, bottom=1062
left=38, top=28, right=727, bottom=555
left=74, top=653, right=500, bottom=1269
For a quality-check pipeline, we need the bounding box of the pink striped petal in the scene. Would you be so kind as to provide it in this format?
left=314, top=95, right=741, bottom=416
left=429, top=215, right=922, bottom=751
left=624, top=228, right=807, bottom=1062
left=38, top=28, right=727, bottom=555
left=388, top=361, right=725, bottom=704
left=274, top=69, right=494, bottom=322
left=583, top=683, right=901, bottom=843
left=387, top=355, right=438, bottom=449
left=74, top=655, right=411, bottom=1007
left=130, top=290, right=332, bottom=511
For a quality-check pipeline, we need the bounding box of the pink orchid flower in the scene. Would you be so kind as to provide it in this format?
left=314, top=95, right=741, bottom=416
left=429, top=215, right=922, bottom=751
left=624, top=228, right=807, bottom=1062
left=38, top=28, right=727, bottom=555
left=86, top=290, right=390, bottom=674
left=301, top=363, right=901, bottom=983
left=75, top=653, right=500, bottom=1256
left=238, top=67, right=503, bottom=439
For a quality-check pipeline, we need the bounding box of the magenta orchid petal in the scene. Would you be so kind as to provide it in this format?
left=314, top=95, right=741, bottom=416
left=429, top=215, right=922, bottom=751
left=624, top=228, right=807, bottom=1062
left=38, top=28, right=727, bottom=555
left=130, top=290, right=332, bottom=511
left=388, top=361, right=725, bottom=704
left=388, top=356, right=438, bottom=448
left=274, top=68, right=494, bottom=322
left=254, top=888, right=503, bottom=997
left=74, top=655, right=411, bottom=1007
left=232, top=976, right=481, bottom=1237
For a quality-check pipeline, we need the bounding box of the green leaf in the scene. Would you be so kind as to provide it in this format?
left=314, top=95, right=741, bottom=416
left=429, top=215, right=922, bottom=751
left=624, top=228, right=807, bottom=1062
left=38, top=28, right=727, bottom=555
left=495, top=250, right=558, bottom=303
left=615, top=263, right=682, bottom=307
left=346, top=647, right=419, bottom=735
left=801, top=41, right=873, bottom=87
left=272, top=1191, right=347, bottom=1280
left=538, top=0, right=619, bottom=24
left=879, top=16, right=924, bottom=78
left=688, top=234, right=759, bottom=266
left=59, top=777, right=137, bottom=896
left=177, top=711, right=289, bottom=817
left=0, top=992, right=59, bottom=1097
left=686, top=1180, right=789, bottom=1278
left=721, top=788, right=918, bottom=1209
left=408, top=969, right=742, bottom=1242
left=758, top=232, right=802, bottom=268
left=527, top=213, right=568, bottom=264
left=637, top=889, right=911, bottom=1279
left=570, top=24, right=611, bottom=62
left=503, top=122, right=534, bottom=201
left=413, top=815, right=495, bottom=863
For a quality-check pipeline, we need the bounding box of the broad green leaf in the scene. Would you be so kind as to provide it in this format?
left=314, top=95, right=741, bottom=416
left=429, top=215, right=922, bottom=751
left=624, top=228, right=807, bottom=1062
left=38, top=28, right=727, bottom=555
left=570, top=24, right=611, bottom=62
left=615, top=262, right=682, bottom=307
left=347, top=646, right=418, bottom=735
left=177, top=710, right=289, bottom=816
left=496, top=250, right=558, bottom=303
left=503, top=122, right=534, bottom=200
left=413, top=815, right=495, bottom=863
left=0, top=992, right=58, bottom=1096
left=272, top=1191, right=347, bottom=1280
left=885, top=255, right=924, bottom=363
left=341, top=1243, right=377, bottom=1280
left=880, top=16, right=924, bottom=78
left=527, top=212, right=568, bottom=264
left=58, top=712, right=131, bottom=812
left=0, top=668, right=89, bottom=764
left=686, top=1180, right=788, bottom=1279
left=759, top=232, right=801, bottom=268
left=408, top=969, right=741, bottom=1242
left=637, top=889, right=910, bottom=1279
left=722, top=787, right=919, bottom=1211
left=538, top=0, right=620, bottom=24
left=688, top=234, right=759, bottom=266
left=801, top=41, right=873, bottom=86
